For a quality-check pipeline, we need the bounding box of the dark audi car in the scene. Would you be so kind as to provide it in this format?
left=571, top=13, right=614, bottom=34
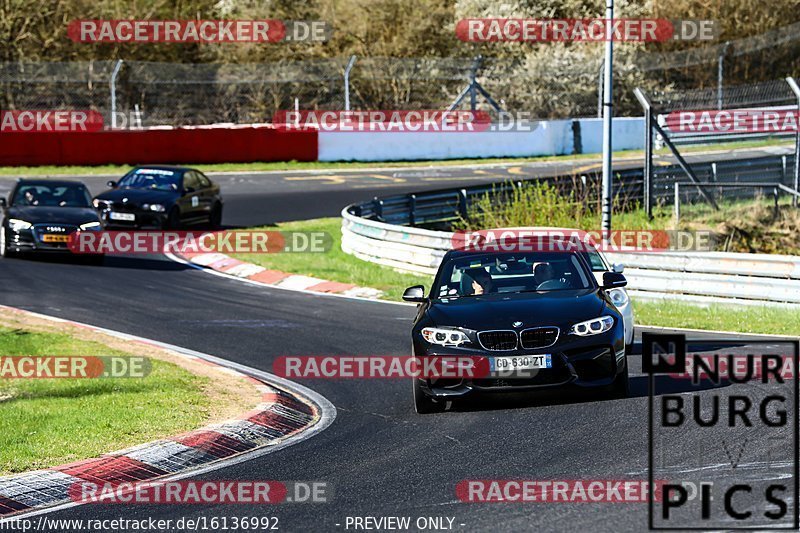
left=93, top=166, right=223, bottom=229
left=403, top=245, right=629, bottom=414
left=0, top=180, right=102, bottom=257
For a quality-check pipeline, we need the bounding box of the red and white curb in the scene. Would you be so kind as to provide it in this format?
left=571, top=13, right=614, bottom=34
left=173, top=250, right=384, bottom=300
left=0, top=306, right=336, bottom=520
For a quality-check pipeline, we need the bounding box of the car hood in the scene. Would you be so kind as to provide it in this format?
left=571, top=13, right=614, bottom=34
left=426, top=289, right=606, bottom=330
left=7, top=206, right=100, bottom=225
left=95, top=188, right=179, bottom=206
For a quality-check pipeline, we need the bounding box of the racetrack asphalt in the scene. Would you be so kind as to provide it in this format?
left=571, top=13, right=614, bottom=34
left=0, top=151, right=796, bottom=531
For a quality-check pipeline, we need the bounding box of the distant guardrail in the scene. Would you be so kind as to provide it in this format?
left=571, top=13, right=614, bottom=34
left=341, top=156, right=800, bottom=308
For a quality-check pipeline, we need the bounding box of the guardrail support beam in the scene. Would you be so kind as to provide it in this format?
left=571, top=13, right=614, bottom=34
left=633, top=87, right=654, bottom=218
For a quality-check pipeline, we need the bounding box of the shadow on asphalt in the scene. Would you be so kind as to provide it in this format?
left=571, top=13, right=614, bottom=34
left=3, top=253, right=191, bottom=271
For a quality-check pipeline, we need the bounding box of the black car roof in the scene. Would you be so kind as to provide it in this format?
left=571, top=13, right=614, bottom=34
left=129, top=165, right=196, bottom=173
left=15, top=179, right=88, bottom=187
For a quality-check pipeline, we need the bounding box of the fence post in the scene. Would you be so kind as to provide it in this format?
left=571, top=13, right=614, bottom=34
left=674, top=182, right=680, bottom=224
left=786, top=77, right=800, bottom=207
left=717, top=42, right=730, bottom=110
left=109, top=59, right=123, bottom=129
left=774, top=187, right=780, bottom=218
left=633, top=88, right=654, bottom=218
left=344, top=55, right=357, bottom=111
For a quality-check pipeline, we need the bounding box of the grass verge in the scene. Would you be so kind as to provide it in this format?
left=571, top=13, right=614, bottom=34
left=0, top=309, right=260, bottom=475
left=229, top=217, right=798, bottom=337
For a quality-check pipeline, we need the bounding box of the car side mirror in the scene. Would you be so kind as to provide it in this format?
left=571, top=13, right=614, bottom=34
left=402, top=285, right=426, bottom=302
left=106, top=180, right=117, bottom=188
left=183, top=187, right=195, bottom=195
left=0, top=198, right=6, bottom=208
left=612, top=263, right=624, bottom=273
left=602, top=271, right=627, bottom=289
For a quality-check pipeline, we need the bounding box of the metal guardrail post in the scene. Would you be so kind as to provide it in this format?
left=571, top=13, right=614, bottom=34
left=674, top=182, right=680, bottom=224
left=458, top=189, right=468, bottom=219
left=786, top=77, right=800, bottom=207
left=373, top=197, right=383, bottom=220
left=109, top=59, right=123, bottom=129
left=633, top=88, right=654, bottom=218
left=409, top=194, right=416, bottom=226
left=774, top=187, right=780, bottom=218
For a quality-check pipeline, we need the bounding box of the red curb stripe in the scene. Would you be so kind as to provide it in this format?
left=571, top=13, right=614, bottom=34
left=57, top=456, right=169, bottom=484
left=0, top=496, right=31, bottom=515
left=175, top=431, right=256, bottom=457
left=306, top=281, right=357, bottom=293
left=274, top=394, right=315, bottom=416
left=247, top=269, right=291, bottom=284
left=247, top=410, right=307, bottom=434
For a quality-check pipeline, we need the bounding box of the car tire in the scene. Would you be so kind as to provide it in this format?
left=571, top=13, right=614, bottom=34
left=209, top=203, right=222, bottom=229
left=413, top=378, right=446, bottom=414
left=0, top=228, right=14, bottom=258
left=165, top=208, right=181, bottom=230
left=609, top=360, right=630, bottom=399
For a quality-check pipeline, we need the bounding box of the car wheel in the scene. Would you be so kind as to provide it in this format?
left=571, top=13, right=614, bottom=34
left=609, top=360, right=630, bottom=399
left=209, top=203, right=222, bottom=229
left=413, top=378, right=446, bottom=414
left=165, top=208, right=181, bottom=230
left=0, top=228, right=14, bottom=258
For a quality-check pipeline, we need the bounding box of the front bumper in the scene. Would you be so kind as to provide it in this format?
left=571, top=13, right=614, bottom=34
left=98, top=209, right=168, bottom=229
left=3, top=225, right=76, bottom=253
left=413, top=327, right=626, bottom=399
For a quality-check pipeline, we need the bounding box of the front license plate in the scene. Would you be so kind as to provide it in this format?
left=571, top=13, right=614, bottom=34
left=41, top=234, right=69, bottom=243
left=109, top=212, right=135, bottom=221
left=490, top=354, right=552, bottom=371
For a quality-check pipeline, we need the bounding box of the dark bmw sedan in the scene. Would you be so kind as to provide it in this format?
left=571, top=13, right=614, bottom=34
left=93, top=166, right=223, bottom=229
left=403, top=246, right=629, bottom=414
left=0, top=180, right=103, bottom=257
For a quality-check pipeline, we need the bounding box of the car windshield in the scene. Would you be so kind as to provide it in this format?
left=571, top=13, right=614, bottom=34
left=12, top=183, right=92, bottom=208
left=433, top=251, right=593, bottom=299
left=118, top=168, right=182, bottom=191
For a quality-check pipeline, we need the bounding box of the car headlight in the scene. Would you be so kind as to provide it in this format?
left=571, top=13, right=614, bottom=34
left=608, top=288, right=629, bottom=307
left=142, top=203, right=166, bottom=213
left=7, top=218, right=32, bottom=232
left=570, top=315, right=615, bottom=336
left=421, top=327, right=471, bottom=347
left=79, top=221, right=102, bottom=231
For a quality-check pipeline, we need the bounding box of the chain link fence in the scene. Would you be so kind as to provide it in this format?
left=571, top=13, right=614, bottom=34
left=1, top=21, right=799, bottom=127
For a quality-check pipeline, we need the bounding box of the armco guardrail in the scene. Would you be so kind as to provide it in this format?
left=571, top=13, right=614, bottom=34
left=341, top=161, right=800, bottom=307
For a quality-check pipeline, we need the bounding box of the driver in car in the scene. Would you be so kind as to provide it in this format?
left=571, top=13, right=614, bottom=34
left=467, top=267, right=495, bottom=295
left=534, top=262, right=557, bottom=288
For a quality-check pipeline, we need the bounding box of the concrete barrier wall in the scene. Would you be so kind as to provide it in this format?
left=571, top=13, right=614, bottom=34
left=319, top=117, right=644, bottom=162
left=341, top=206, right=800, bottom=308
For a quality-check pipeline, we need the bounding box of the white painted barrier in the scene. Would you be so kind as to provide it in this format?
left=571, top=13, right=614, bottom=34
left=320, top=117, right=643, bottom=162
left=341, top=206, right=800, bottom=307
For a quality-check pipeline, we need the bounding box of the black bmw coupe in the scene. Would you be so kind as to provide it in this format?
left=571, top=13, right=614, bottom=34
left=93, top=165, right=223, bottom=229
left=0, top=179, right=103, bottom=258
left=403, top=243, right=629, bottom=414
